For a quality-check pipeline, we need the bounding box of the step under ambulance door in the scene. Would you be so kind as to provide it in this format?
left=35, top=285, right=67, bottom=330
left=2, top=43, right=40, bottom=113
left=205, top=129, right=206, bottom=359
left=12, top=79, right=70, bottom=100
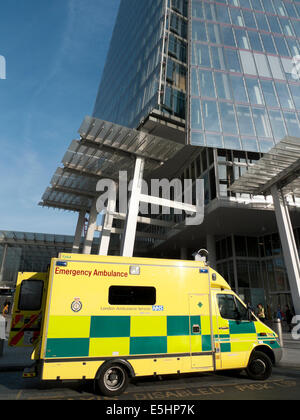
left=9, top=272, right=48, bottom=347
left=189, top=294, right=214, bottom=370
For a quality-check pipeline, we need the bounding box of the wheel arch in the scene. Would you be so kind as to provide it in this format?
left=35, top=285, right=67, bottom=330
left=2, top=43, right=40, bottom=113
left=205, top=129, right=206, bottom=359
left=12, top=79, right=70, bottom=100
left=250, top=345, right=276, bottom=365
left=95, top=359, right=135, bottom=380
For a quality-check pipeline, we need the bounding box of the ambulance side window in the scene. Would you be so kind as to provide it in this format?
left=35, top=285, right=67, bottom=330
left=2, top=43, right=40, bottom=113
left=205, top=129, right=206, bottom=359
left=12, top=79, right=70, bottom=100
left=217, top=294, right=248, bottom=321
left=109, top=286, right=156, bottom=305
left=218, top=295, right=237, bottom=320
left=18, top=280, right=44, bottom=311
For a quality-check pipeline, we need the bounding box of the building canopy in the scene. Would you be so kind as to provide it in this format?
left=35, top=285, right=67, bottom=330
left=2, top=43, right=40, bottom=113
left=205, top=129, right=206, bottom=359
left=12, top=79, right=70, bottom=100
left=40, top=116, right=184, bottom=213
left=230, top=136, right=300, bottom=198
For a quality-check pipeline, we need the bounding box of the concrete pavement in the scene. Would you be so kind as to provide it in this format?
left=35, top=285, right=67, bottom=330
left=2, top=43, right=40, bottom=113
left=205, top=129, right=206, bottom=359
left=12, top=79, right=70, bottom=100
left=0, top=341, right=32, bottom=371
left=0, top=316, right=33, bottom=371
left=278, top=333, right=300, bottom=368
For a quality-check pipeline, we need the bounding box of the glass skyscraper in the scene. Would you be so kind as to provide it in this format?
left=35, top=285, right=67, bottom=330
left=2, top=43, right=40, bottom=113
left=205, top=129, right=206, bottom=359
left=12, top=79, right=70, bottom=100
left=93, top=0, right=300, bottom=315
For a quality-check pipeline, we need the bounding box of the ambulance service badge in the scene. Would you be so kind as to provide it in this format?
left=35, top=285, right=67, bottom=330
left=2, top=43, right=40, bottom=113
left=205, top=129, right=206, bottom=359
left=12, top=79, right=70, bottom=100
left=71, top=298, right=82, bottom=313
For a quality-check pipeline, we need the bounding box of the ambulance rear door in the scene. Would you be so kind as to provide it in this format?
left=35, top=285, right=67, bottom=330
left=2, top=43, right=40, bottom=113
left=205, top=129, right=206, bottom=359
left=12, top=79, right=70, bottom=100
left=8, top=272, right=48, bottom=347
left=188, top=266, right=215, bottom=370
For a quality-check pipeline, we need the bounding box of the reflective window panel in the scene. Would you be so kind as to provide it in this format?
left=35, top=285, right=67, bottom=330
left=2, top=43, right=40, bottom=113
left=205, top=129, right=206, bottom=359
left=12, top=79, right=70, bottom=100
left=189, top=0, right=300, bottom=152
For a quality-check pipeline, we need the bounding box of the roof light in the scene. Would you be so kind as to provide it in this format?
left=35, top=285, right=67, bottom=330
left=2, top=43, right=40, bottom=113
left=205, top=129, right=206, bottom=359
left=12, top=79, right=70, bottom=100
left=56, top=261, right=67, bottom=267
left=129, top=266, right=140, bottom=275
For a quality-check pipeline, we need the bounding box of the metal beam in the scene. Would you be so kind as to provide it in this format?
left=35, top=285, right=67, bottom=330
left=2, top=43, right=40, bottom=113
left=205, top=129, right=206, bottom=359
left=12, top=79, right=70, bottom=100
left=0, top=239, right=74, bottom=247
left=139, top=194, right=197, bottom=213
left=96, top=225, right=166, bottom=241
left=80, top=139, right=163, bottom=165
left=51, top=185, right=96, bottom=199
left=39, top=200, right=86, bottom=212
left=62, top=166, right=115, bottom=182
left=109, top=211, right=174, bottom=227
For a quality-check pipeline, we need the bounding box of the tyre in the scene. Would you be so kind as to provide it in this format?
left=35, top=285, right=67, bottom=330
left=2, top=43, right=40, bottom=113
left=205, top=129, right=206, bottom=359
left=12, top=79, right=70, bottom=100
left=96, top=362, right=129, bottom=397
left=246, top=351, right=272, bottom=381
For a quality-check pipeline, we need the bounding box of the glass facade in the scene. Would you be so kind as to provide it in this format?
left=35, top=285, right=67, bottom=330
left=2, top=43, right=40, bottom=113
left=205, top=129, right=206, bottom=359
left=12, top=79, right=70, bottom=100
left=94, top=0, right=300, bottom=150
left=0, top=232, right=75, bottom=284
left=216, top=229, right=300, bottom=318
left=93, top=0, right=189, bottom=127
left=189, top=0, right=300, bottom=151
left=160, top=1, right=188, bottom=119
left=93, top=0, right=165, bottom=128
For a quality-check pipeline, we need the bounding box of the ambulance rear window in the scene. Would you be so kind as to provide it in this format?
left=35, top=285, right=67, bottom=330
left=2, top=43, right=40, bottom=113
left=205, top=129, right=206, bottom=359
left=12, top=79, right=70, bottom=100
left=18, top=280, right=44, bottom=311
left=109, top=286, right=156, bottom=305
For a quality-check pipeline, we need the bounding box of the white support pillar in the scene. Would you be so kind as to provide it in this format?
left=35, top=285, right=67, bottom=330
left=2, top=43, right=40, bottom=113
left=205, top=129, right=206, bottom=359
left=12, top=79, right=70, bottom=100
left=0, top=244, right=8, bottom=284
left=83, top=200, right=98, bottom=255
left=98, top=194, right=116, bottom=256
left=72, top=210, right=86, bottom=254
left=206, top=234, right=217, bottom=270
left=271, top=185, right=300, bottom=315
left=121, top=157, right=145, bottom=258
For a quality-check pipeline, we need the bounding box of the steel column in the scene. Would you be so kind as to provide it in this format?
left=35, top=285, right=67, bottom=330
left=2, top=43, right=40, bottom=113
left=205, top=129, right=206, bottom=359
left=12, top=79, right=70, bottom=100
left=0, top=244, right=8, bottom=284
left=121, top=157, right=145, bottom=258
left=271, top=185, right=300, bottom=315
left=83, top=200, right=98, bottom=255
left=72, top=210, right=86, bottom=254
left=98, top=193, right=116, bottom=256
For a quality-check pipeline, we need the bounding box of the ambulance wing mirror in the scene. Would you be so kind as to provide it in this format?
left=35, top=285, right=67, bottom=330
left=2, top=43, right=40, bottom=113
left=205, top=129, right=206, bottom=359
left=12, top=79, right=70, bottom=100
left=193, top=249, right=208, bottom=263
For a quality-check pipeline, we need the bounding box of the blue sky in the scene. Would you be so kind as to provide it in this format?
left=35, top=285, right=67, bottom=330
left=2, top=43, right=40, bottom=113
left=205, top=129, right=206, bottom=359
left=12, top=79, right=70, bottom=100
left=0, top=0, right=120, bottom=235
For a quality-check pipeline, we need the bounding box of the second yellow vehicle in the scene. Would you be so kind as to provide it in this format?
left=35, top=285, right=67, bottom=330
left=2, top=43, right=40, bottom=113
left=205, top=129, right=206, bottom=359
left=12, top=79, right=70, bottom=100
left=9, top=253, right=282, bottom=396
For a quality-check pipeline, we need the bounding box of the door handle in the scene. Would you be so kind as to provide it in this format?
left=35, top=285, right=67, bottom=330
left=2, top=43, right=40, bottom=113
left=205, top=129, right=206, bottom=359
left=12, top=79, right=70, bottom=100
left=219, top=327, right=229, bottom=330
left=192, top=324, right=201, bottom=334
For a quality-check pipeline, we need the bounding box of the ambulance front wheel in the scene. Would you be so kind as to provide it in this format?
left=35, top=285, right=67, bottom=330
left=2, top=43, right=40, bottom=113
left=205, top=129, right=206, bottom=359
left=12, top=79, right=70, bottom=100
left=246, top=351, right=272, bottom=381
left=96, top=362, right=129, bottom=397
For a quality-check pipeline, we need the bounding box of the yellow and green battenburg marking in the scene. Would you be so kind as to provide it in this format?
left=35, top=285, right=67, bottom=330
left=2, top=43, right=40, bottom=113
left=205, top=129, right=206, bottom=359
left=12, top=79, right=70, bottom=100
left=46, top=315, right=207, bottom=358
left=45, top=316, right=279, bottom=359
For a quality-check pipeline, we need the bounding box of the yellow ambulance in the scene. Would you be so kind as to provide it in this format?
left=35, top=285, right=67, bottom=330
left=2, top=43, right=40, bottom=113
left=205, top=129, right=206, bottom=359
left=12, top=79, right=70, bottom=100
left=9, top=253, right=282, bottom=396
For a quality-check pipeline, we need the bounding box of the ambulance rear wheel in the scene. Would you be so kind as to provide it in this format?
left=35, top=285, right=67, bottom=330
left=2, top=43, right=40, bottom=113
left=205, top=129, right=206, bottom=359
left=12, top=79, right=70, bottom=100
left=246, top=351, right=272, bottom=381
left=97, top=362, right=129, bottom=397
